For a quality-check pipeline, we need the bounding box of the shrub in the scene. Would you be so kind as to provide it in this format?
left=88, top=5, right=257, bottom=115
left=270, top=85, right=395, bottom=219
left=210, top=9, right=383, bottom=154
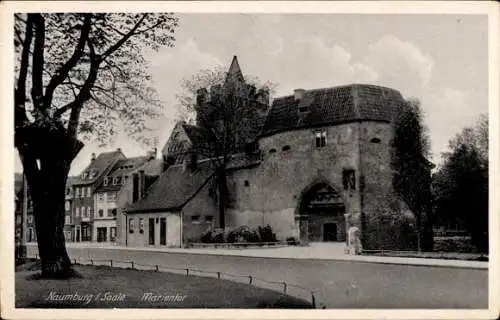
left=258, top=225, right=277, bottom=242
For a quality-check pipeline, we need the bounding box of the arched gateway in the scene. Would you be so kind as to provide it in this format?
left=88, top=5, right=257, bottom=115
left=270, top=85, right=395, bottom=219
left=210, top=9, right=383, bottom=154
left=296, top=182, right=346, bottom=243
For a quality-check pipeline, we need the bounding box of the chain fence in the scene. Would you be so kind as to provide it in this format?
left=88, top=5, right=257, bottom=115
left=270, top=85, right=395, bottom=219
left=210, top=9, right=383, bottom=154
left=28, top=253, right=321, bottom=308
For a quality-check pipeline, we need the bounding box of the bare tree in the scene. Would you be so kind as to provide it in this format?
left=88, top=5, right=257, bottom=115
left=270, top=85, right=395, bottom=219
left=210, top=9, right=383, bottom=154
left=176, top=64, right=275, bottom=229
left=14, top=13, right=178, bottom=278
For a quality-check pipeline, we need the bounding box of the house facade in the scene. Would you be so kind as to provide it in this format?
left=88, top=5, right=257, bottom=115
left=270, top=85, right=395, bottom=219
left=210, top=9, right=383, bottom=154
left=125, top=56, right=431, bottom=251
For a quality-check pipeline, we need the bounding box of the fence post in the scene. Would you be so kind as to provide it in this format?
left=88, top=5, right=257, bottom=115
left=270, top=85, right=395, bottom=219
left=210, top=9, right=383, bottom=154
left=186, top=268, right=189, bottom=276
left=155, top=265, right=159, bottom=272
left=217, top=272, right=221, bottom=279
left=248, top=275, right=253, bottom=284
left=35, top=253, right=37, bottom=260
left=311, top=292, right=316, bottom=309
left=73, top=259, right=76, bottom=264
left=110, top=259, right=113, bottom=267
left=131, top=261, right=134, bottom=269
left=91, top=259, right=93, bottom=265
left=283, top=282, right=287, bottom=294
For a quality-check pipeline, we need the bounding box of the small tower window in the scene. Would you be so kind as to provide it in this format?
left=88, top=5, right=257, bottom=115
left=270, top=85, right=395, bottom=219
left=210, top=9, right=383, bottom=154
left=370, top=137, right=381, bottom=144
left=269, top=148, right=277, bottom=154
left=282, top=145, right=291, bottom=152
left=315, top=130, right=327, bottom=148
left=343, top=169, right=356, bottom=191
left=244, top=180, right=250, bottom=187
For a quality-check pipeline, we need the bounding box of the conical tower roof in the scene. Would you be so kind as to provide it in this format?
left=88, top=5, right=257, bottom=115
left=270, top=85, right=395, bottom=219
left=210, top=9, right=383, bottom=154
left=225, top=55, right=245, bottom=84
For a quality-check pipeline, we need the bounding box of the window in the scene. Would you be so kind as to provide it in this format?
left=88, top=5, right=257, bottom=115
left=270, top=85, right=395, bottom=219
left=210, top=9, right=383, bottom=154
left=123, top=176, right=129, bottom=185
left=113, top=176, right=121, bottom=185
left=282, top=145, right=291, bottom=152
left=269, top=148, right=277, bottom=154
left=65, top=215, right=71, bottom=225
left=98, top=193, right=105, bottom=201
left=87, top=206, right=91, bottom=217
left=98, top=209, right=104, bottom=218
left=103, top=177, right=109, bottom=186
left=244, top=180, right=250, bottom=187
left=66, top=188, right=71, bottom=196
left=205, top=215, right=214, bottom=223
left=81, top=206, right=86, bottom=217
left=110, top=227, right=117, bottom=242
left=370, top=137, right=381, bottom=144
left=129, top=218, right=135, bottom=233
left=75, top=187, right=80, bottom=198
left=80, top=187, right=85, bottom=198
left=75, top=207, right=80, bottom=217
left=27, top=215, right=33, bottom=224
left=107, top=208, right=117, bottom=217
left=343, top=169, right=356, bottom=191
left=81, top=172, right=88, bottom=180
left=191, top=215, right=201, bottom=224
left=315, top=130, right=327, bottom=148
left=65, top=201, right=70, bottom=211
left=86, top=187, right=91, bottom=197
left=139, top=218, right=144, bottom=233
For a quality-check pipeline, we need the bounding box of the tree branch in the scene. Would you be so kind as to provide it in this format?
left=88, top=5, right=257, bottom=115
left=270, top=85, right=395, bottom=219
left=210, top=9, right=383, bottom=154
left=100, top=14, right=148, bottom=59
left=30, top=13, right=45, bottom=112
left=43, top=14, right=92, bottom=109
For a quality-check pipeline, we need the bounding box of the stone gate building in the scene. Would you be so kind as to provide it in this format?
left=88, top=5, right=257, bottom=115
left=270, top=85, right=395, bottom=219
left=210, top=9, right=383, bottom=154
left=125, top=56, right=431, bottom=251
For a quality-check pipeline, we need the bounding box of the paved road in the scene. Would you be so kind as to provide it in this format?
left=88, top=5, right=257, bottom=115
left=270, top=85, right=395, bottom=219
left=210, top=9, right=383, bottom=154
left=26, top=246, right=487, bottom=308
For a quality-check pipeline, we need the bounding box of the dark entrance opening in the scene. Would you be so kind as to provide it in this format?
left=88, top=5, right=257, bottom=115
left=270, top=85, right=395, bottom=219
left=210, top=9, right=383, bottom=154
left=160, top=217, right=166, bottom=245
left=149, top=218, right=155, bottom=245
left=323, top=223, right=337, bottom=241
left=298, top=182, right=346, bottom=243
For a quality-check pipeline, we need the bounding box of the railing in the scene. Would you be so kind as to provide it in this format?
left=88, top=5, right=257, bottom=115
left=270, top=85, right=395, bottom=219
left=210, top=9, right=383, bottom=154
left=28, top=253, right=321, bottom=308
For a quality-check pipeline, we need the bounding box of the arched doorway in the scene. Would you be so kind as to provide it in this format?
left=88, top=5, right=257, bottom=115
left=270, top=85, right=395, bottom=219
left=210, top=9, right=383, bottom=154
left=297, top=182, right=346, bottom=243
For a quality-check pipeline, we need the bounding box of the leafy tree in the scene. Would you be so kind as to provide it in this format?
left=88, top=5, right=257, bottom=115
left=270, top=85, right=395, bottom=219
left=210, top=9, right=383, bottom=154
left=433, top=115, right=488, bottom=252
left=391, top=98, right=433, bottom=251
left=14, top=13, right=178, bottom=278
left=175, top=63, right=275, bottom=229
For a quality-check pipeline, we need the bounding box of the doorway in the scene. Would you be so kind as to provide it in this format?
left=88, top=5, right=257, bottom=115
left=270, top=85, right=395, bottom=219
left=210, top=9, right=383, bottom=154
left=160, top=217, right=166, bottom=245
left=323, top=223, right=337, bottom=242
left=97, top=227, right=107, bottom=242
left=149, top=218, right=155, bottom=245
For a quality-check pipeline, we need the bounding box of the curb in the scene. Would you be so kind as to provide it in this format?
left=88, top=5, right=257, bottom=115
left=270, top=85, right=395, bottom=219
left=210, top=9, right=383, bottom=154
left=27, top=243, right=488, bottom=270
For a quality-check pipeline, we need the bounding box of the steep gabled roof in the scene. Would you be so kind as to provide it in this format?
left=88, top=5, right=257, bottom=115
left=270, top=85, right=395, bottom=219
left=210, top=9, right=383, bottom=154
left=125, top=161, right=214, bottom=213
left=226, top=55, right=245, bottom=84
left=73, top=150, right=125, bottom=185
left=261, top=84, right=405, bottom=137
left=95, top=156, right=150, bottom=192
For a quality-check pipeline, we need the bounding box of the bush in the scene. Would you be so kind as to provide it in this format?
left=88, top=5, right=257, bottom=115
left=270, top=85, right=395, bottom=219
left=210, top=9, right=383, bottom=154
left=258, top=225, right=277, bottom=242
left=200, top=230, right=224, bottom=243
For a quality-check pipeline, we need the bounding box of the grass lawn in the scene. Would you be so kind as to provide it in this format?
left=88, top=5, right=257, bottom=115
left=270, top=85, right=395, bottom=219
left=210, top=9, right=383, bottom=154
left=15, top=262, right=312, bottom=308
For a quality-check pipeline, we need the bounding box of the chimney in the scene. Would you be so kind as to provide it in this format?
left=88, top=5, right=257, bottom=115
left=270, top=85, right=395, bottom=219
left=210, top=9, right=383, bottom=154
left=147, top=148, right=157, bottom=160
left=139, top=170, right=146, bottom=199
left=116, top=148, right=122, bottom=153
left=91, top=153, right=96, bottom=162
left=294, top=89, right=305, bottom=101
left=132, top=173, right=139, bottom=203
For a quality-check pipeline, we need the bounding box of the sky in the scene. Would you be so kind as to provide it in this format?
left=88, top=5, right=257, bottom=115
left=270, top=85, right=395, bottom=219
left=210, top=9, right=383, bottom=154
left=14, top=13, right=489, bottom=175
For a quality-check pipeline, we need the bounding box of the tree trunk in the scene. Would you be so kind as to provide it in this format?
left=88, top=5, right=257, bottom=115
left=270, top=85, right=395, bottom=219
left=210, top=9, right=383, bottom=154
left=17, top=126, right=83, bottom=279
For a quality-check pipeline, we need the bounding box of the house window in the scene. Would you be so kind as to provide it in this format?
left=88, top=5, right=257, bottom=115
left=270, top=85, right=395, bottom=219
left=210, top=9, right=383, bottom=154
left=75, top=207, right=80, bottom=217
left=27, top=215, right=33, bottom=224
left=123, top=176, right=128, bottom=185
left=205, top=215, right=214, bottom=223
left=98, top=209, right=104, bottom=218
left=113, top=176, right=121, bottom=185
left=87, top=206, right=91, bottom=217
left=110, top=227, right=117, bottom=242
left=107, top=208, right=117, bottom=217
left=81, top=172, right=88, bottom=180
left=244, top=180, right=250, bottom=187
left=65, top=215, right=71, bottom=225
left=86, top=187, right=91, bottom=197
left=103, top=177, right=109, bottom=186
left=81, top=206, right=86, bottom=217
left=343, top=169, right=356, bottom=191
left=75, top=187, right=80, bottom=198
left=65, top=201, right=70, bottom=211
left=139, top=218, right=144, bottom=233
left=98, top=193, right=105, bottom=201
left=129, top=218, right=135, bottom=233
left=315, top=130, right=327, bottom=148
left=191, top=215, right=201, bottom=224
left=66, top=188, right=71, bottom=196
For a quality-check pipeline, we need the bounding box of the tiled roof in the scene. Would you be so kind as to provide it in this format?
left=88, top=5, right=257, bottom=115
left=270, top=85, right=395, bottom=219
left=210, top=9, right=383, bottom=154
left=126, top=161, right=214, bottom=213
left=182, top=123, right=208, bottom=150
left=261, top=84, right=405, bottom=137
left=73, top=150, right=125, bottom=185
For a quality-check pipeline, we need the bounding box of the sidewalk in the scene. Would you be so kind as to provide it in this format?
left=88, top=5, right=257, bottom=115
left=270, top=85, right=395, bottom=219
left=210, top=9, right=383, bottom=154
left=27, top=242, right=488, bottom=269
